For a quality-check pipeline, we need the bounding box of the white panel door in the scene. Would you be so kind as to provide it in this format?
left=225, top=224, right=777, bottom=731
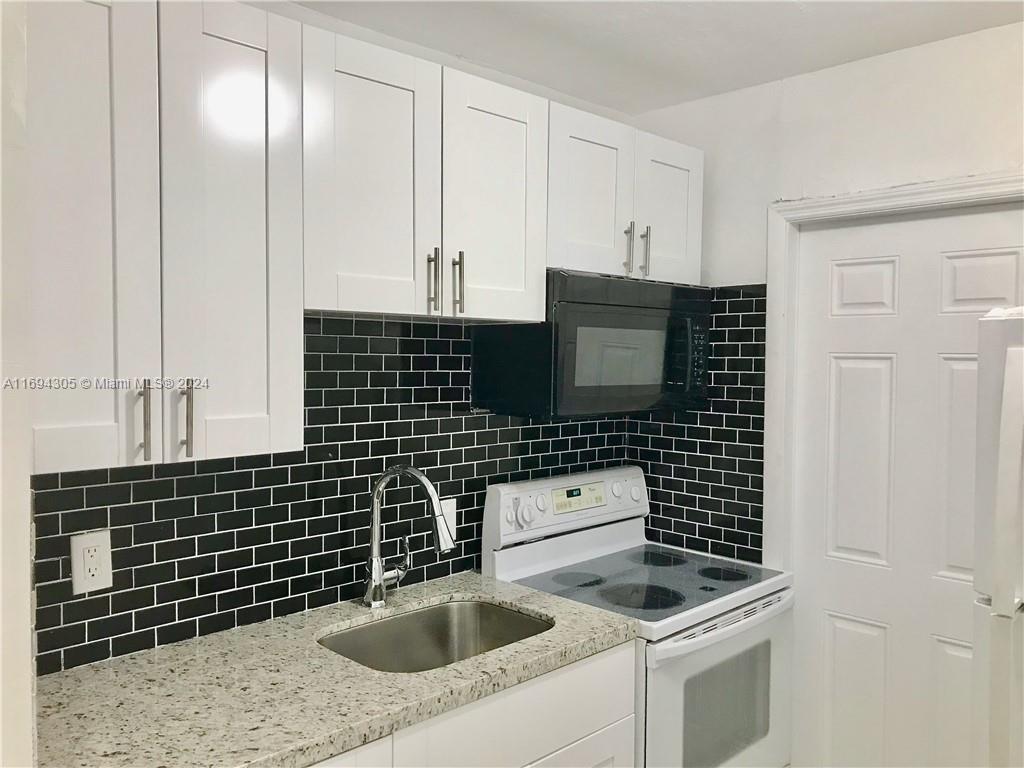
left=160, top=2, right=303, bottom=461
left=792, top=204, right=1023, bottom=766
left=442, top=69, right=548, bottom=321
left=26, top=1, right=162, bottom=472
left=634, top=132, right=703, bottom=285
left=303, top=28, right=441, bottom=315
left=548, top=104, right=636, bottom=277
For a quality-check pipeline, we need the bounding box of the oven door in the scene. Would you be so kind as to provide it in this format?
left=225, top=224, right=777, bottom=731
left=644, top=590, right=793, bottom=768
left=554, top=301, right=704, bottom=415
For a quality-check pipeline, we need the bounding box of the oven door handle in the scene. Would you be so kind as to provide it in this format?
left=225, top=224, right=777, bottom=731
left=646, top=590, right=794, bottom=668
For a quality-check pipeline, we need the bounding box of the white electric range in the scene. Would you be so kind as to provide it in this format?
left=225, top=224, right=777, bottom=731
left=482, top=466, right=793, bottom=768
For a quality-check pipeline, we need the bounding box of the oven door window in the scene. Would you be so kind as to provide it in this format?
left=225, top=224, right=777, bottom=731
left=683, top=641, right=771, bottom=767
left=644, top=598, right=791, bottom=768
left=556, top=303, right=693, bottom=415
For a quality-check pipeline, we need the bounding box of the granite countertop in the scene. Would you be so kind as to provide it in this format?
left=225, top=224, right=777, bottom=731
left=36, top=572, right=637, bottom=768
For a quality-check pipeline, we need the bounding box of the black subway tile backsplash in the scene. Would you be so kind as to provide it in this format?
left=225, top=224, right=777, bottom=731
left=32, top=315, right=627, bottom=674
left=32, top=288, right=766, bottom=675
left=631, top=285, right=767, bottom=563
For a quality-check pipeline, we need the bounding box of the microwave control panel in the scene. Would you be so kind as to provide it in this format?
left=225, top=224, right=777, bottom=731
left=690, top=322, right=708, bottom=387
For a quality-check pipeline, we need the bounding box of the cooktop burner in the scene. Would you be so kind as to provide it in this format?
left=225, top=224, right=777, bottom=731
left=631, top=550, right=688, bottom=567
left=551, top=572, right=606, bottom=589
left=515, top=543, right=781, bottom=623
left=600, top=583, right=685, bottom=610
left=698, top=566, right=751, bottom=582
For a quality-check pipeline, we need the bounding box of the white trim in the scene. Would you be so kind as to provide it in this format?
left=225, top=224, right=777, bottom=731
left=762, top=170, right=1024, bottom=570
left=772, top=171, right=1024, bottom=223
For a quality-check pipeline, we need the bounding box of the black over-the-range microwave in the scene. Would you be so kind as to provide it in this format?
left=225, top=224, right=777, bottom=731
left=471, top=270, right=712, bottom=418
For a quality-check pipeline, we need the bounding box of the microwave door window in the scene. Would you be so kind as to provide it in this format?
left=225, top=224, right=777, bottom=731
left=575, top=327, right=667, bottom=387
left=555, top=304, right=672, bottom=415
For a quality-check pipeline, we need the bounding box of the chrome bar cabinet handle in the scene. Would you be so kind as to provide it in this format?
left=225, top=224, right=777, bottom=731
left=623, top=220, right=635, bottom=275
left=640, top=225, right=652, bottom=277
left=452, top=250, right=465, bottom=313
left=138, top=378, right=152, bottom=461
left=180, top=378, right=194, bottom=458
left=427, top=247, right=441, bottom=312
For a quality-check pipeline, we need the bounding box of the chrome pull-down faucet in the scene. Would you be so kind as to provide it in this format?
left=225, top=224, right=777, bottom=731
left=363, top=465, right=456, bottom=608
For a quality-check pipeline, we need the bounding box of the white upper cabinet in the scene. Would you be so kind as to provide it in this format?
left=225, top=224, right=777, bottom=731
left=302, top=47, right=546, bottom=321
left=634, top=131, right=703, bottom=284
left=303, top=28, right=442, bottom=315
left=442, top=69, right=549, bottom=321
left=159, top=2, right=303, bottom=461
left=547, top=104, right=636, bottom=277
left=25, top=1, right=162, bottom=473
left=548, top=110, right=703, bottom=285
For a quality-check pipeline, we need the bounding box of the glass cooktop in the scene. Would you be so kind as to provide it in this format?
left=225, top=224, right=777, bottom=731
left=516, top=543, right=783, bottom=623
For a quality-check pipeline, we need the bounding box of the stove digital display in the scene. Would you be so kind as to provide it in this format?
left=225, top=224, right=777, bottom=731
left=553, top=482, right=606, bottom=514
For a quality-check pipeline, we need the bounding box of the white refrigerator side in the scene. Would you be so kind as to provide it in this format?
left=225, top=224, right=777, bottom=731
left=971, top=307, right=1024, bottom=768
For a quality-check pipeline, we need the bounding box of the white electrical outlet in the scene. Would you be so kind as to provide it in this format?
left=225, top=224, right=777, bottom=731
left=70, top=529, right=113, bottom=594
left=440, top=498, right=458, bottom=542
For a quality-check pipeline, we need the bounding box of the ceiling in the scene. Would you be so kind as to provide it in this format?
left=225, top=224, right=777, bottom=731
left=300, top=1, right=1023, bottom=115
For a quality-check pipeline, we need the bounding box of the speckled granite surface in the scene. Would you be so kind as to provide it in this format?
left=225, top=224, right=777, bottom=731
left=36, top=572, right=637, bottom=768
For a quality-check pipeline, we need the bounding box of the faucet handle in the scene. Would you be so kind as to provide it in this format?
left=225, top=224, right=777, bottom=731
left=391, top=536, right=411, bottom=584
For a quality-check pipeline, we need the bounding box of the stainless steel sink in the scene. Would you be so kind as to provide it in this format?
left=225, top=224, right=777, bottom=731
left=318, top=600, right=554, bottom=673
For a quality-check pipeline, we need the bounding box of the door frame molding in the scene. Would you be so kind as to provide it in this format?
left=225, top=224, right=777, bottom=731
left=762, top=170, right=1024, bottom=570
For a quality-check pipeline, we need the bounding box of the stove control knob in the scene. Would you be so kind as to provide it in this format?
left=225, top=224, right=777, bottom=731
left=629, top=485, right=642, bottom=503
left=611, top=481, right=623, bottom=498
left=523, top=504, right=535, bottom=524
left=516, top=502, right=533, bottom=528
left=536, top=495, right=548, bottom=513
left=505, top=506, right=514, bottom=525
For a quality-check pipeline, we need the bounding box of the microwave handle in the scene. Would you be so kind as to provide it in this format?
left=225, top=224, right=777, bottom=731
left=646, top=590, right=794, bottom=668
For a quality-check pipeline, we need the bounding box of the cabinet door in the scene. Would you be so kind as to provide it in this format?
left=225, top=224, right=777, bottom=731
left=304, top=28, right=441, bottom=314
left=527, top=716, right=635, bottom=768
left=160, top=2, right=303, bottom=461
left=442, top=69, right=548, bottom=321
left=25, top=1, right=162, bottom=472
left=311, top=736, right=393, bottom=768
left=393, top=643, right=634, bottom=768
left=634, top=131, right=703, bottom=285
left=547, top=104, right=636, bottom=277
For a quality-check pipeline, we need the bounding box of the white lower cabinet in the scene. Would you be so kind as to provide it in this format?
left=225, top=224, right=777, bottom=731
left=526, top=716, right=635, bottom=768
left=314, top=643, right=634, bottom=768
left=313, top=736, right=393, bottom=768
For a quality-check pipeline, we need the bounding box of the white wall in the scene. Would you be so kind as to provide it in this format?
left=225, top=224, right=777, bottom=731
left=257, top=1, right=634, bottom=124
left=637, top=22, right=1024, bottom=286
